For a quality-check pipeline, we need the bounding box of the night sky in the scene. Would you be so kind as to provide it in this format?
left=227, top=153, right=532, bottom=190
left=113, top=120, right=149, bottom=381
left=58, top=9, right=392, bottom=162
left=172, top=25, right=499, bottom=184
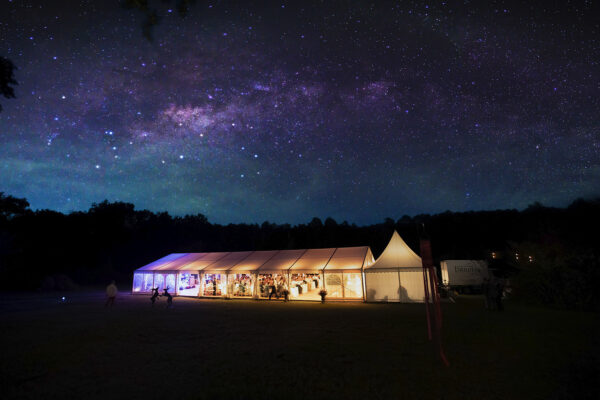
left=1, top=1, right=598, bottom=224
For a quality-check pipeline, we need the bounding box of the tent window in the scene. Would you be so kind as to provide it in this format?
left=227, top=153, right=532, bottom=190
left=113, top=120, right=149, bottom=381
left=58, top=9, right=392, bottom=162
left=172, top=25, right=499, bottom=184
left=133, top=273, right=153, bottom=293
left=178, top=273, right=199, bottom=296
left=228, top=274, right=254, bottom=297
left=154, top=273, right=176, bottom=294
left=289, top=273, right=321, bottom=300
left=325, top=273, right=343, bottom=298
left=203, top=274, right=225, bottom=296
left=342, top=273, right=362, bottom=298
left=257, top=274, right=286, bottom=298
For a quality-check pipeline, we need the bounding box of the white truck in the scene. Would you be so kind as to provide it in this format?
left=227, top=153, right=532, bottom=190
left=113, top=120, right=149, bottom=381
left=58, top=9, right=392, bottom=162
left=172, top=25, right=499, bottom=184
left=440, top=260, right=489, bottom=293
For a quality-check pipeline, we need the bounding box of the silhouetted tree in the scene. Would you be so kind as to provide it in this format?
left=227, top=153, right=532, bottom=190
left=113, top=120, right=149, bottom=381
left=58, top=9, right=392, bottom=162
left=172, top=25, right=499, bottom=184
left=0, top=57, right=17, bottom=112
left=324, top=217, right=337, bottom=228
left=309, top=217, right=323, bottom=228
left=0, top=192, right=30, bottom=219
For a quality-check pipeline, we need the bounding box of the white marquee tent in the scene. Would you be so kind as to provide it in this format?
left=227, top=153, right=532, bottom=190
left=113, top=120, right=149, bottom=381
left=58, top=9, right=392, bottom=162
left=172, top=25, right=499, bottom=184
left=132, top=246, right=375, bottom=301
left=364, top=231, right=428, bottom=302
left=132, top=231, right=428, bottom=302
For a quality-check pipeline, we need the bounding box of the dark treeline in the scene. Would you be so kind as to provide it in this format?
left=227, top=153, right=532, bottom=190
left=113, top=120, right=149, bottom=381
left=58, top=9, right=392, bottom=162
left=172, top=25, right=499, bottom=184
left=1, top=193, right=599, bottom=310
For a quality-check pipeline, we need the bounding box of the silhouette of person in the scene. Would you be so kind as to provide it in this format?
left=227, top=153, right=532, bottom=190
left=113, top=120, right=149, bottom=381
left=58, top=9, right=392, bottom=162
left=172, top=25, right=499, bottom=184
left=268, top=282, right=277, bottom=300
left=105, top=280, right=118, bottom=307
left=150, top=287, right=159, bottom=306
left=163, top=287, right=173, bottom=308
left=495, top=279, right=505, bottom=311
left=282, top=280, right=289, bottom=302
left=487, top=277, right=498, bottom=311
left=482, top=278, right=491, bottom=310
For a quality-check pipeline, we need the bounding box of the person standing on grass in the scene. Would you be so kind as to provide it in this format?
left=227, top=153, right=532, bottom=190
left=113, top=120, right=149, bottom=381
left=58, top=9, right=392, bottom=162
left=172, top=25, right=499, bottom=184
left=105, top=280, right=118, bottom=307
left=163, top=287, right=173, bottom=308
left=482, top=278, right=491, bottom=309
left=487, top=277, right=498, bottom=311
left=150, top=287, right=160, bottom=306
left=495, top=279, right=505, bottom=311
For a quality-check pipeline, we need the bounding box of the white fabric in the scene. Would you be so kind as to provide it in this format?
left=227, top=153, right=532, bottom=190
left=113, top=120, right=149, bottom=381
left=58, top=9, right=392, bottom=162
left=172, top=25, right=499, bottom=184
left=230, top=250, right=280, bottom=272
left=365, top=230, right=422, bottom=270
left=399, top=269, right=427, bottom=302
left=365, top=271, right=400, bottom=301
left=187, top=252, right=230, bottom=270
left=162, top=253, right=207, bottom=271
left=290, top=248, right=336, bottom=271
left=325, top=247, right=369, bottom=271
left=364, top=231, right=427, bottom=302
left=137, top=253, right=188, bottom=271
left=259, top=249, right=305, bottom=272
left=204, top=251, right=253, bottom=271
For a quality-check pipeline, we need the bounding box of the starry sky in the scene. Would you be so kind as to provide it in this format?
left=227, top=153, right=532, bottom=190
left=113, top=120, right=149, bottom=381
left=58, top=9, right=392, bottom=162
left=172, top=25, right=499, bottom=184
left=1, top=0, right=598, bottom=224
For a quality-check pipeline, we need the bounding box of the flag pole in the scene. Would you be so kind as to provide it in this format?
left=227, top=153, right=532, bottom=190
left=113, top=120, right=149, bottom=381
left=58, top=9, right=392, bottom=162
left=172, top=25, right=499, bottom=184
left=420, top=225, right=450, bottom=366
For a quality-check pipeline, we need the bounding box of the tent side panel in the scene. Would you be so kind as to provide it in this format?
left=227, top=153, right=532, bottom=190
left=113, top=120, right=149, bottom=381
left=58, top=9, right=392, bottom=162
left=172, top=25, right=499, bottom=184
left=398, top=268, right=427, bottom=302
left=364, top=271, right=401, bottom=302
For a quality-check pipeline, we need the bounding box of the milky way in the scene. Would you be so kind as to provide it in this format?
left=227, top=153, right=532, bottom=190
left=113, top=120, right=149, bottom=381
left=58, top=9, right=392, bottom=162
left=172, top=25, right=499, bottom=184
left=1, top=1, right=598, bottom=224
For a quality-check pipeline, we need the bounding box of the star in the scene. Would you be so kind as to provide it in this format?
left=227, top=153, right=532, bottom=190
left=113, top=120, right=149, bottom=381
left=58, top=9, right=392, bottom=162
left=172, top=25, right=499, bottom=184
left=0, top=1, right=596, bottom=225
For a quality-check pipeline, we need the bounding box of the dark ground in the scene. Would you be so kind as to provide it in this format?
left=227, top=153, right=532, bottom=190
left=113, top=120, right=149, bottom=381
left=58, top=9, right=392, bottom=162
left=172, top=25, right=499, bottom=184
left=1, top=292, right=598, bottom=400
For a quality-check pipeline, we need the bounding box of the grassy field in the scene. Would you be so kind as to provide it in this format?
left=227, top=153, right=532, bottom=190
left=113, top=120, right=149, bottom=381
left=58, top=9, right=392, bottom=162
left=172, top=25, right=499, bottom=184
left=1, top=292, right=598, bottom=400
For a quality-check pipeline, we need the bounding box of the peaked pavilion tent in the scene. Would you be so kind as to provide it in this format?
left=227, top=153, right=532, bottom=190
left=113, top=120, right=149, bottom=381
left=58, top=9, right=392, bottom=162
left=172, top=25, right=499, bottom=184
left=364, top=231, right=428, bottom=302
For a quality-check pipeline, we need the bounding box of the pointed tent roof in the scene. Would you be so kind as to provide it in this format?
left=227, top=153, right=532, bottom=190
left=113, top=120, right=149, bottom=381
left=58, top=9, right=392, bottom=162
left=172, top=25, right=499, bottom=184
left=365, top=230, right=422, bottom=269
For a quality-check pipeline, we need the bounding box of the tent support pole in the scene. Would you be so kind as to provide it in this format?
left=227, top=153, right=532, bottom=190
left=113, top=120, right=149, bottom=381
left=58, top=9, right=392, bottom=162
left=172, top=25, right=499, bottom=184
left=420, top=238, right=450, bottom=367
left=422, top=263, right=432, bottom=340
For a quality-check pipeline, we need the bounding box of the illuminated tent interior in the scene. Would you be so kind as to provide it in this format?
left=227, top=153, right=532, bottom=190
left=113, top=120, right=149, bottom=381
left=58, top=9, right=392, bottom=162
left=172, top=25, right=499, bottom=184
left=364, top=231, right=428, bottom=302
left=132, top=246, right=375, bottom=301
left=132, top=231, right=427, bottom=302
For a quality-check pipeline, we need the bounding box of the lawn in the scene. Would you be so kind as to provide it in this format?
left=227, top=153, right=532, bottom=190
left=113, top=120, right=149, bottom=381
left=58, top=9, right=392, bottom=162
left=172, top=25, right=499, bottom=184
left=1, top=292, right=598, bottom=400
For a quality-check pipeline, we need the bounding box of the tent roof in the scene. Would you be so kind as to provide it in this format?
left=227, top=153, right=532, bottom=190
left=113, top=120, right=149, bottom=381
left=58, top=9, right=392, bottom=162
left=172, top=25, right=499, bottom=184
left=229, top=250, right=280, bottom=272
left=137, top=253, right=189, bottom=271
left=364, top=231, right=422, bottom=269
left=289, top=248, right=336, bottom=271
left=135, top=246, right=373, bottom=273
left=203, top=251, right=253, bottom=271
left=324, top=246, right=372, bottom=271
left=257, top=249, right=305, bottom=272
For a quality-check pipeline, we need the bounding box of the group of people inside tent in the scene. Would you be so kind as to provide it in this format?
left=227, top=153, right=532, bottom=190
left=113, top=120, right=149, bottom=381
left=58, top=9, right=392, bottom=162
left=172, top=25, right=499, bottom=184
left=258, top=275, right=288, bottom=299
left=203, top=274, right=224, bottom=296
left=229, top=274, right=253, bottom=296
left=289, top=273, right=321, bottom=296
